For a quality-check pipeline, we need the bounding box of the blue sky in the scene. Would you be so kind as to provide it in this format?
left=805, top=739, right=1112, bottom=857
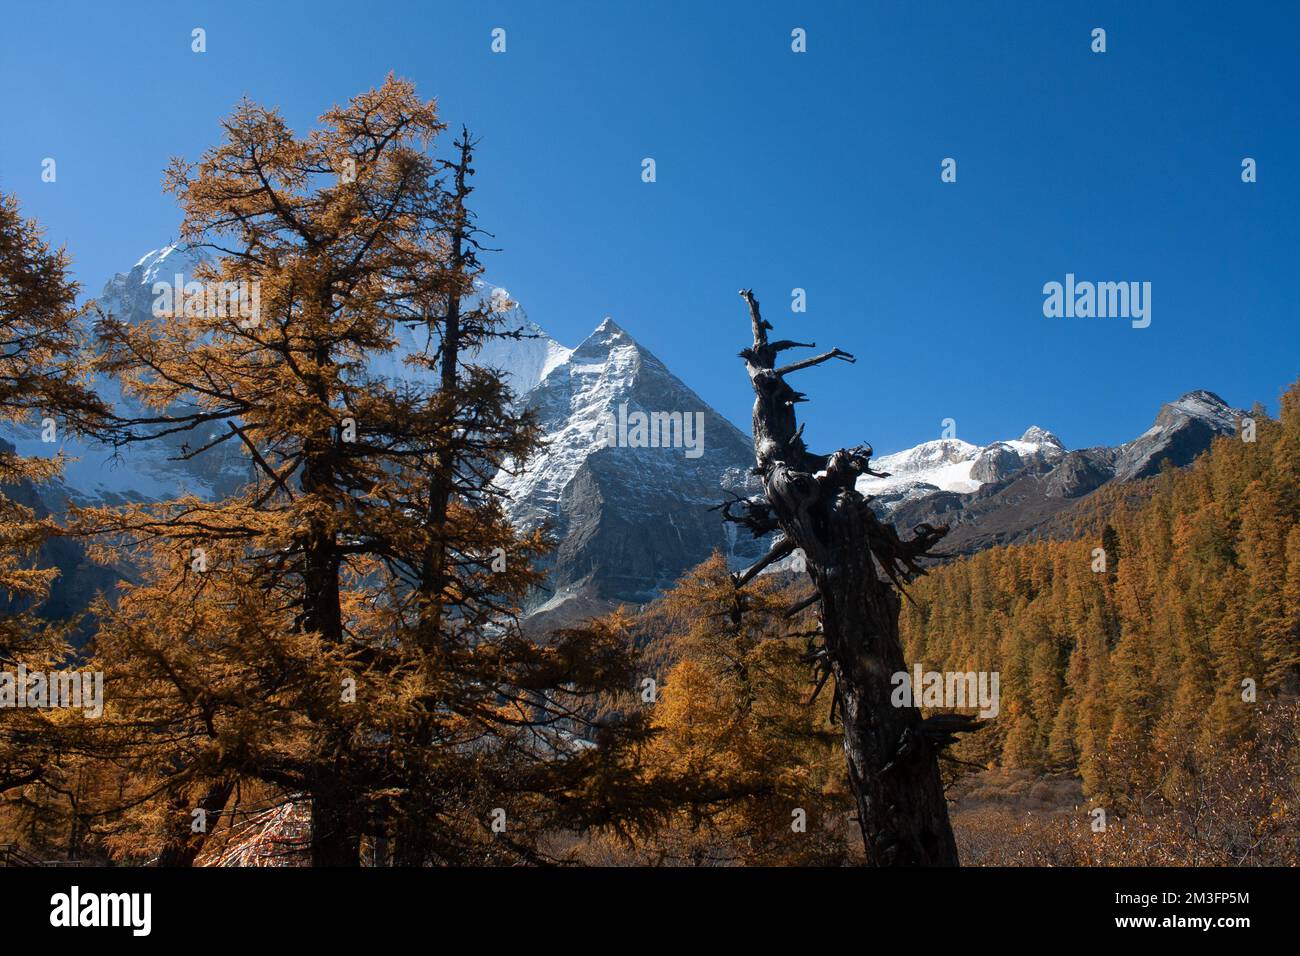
left=1, top=0, right=1295, bottom=455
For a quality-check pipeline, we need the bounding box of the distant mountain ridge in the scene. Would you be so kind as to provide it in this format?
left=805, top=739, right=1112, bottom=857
left=0, top=245, right=1257, bottom=629
left=872, top=389, right=1248, bottom=555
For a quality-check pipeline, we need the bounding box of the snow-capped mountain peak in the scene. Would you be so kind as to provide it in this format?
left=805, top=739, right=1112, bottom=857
left=98, top=244, right=205, bottom=324
left=1018, top=426, right=1063, bottom=448
left=856, top=439, right=980, bottom=506
left=1112, top=390, right=1243, bottom=482
left=592, top=315, right=627, bottom=336
left=858, top=426, right=1069, bottom=506
left=1151, top=390, right=1240, bottom=434
left=495, top=314, right=765, bottom=618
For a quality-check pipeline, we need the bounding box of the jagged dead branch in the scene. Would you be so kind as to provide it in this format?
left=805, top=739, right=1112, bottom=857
left=708, top=491, right=781, bottom=538
left=784, top=591, right=820, bottom=618
left=730, top=536, right=794, bottom=589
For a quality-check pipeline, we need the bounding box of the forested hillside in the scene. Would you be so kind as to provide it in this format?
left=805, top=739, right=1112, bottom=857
left=900, top=383, right=1298, bottom=798
left=895, top=384, right=1300, bottom=863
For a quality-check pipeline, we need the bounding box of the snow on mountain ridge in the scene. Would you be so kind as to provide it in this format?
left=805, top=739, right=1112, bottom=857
left=1111, top=390, right=1243, bottom=482
left=4, top=245, right=222, bottom=504
left=1018, top=426, right=1063, bottom=448
left=497, top=314, right=753, bottom=529
left=857, top=427, right=1067, bottom=505
left=1147, top=389, right=1240, bottom=436
left=858, top=438, right=981, bottom=499
left=858, top=390, right=1243, bottom=518
left=366, top=281, right=571, bottom=397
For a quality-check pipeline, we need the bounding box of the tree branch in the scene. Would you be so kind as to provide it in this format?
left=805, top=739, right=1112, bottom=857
left=731, top=536, right=795, bottom=589
left=776, top=348, right=855, bottom=377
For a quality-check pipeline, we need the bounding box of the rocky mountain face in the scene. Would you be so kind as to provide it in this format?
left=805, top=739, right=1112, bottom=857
left=0, top=245, right=1253, bottom=630
left=496, top=317, right=765, bottom=625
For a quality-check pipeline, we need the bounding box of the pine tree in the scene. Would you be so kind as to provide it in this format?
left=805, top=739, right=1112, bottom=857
left=1238, top=479, right=1295, bottom=689
left=79, top=79, right=644, bottom=866
left=0, top=193, right=109, bottom=810
left=637, top=554, right=851, bottom=864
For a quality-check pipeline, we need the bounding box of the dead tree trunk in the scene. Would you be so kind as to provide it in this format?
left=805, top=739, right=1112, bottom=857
left=726, top=289, right=973, bottom=866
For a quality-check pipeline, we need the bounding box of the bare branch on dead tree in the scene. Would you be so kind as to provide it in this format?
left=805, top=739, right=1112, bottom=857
left=784, top=591, right=821, bottom=618
left=775, top=348, right=856, bottom=377
left=710, top=491, right=781, bottom=539
left=731, top=535, right=795, bottom=588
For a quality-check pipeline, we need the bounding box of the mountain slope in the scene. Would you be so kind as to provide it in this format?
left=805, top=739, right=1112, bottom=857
left=497, top=317, right=766, bottom=622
